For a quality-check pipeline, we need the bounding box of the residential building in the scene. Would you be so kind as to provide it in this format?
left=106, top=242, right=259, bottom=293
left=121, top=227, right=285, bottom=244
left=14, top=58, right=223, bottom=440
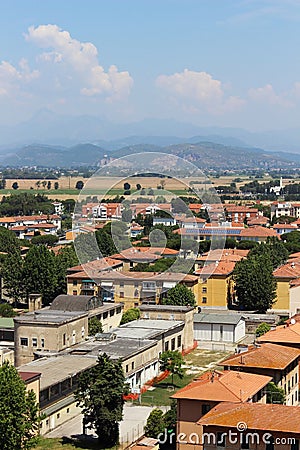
left=110, top=247, right=179, bottom=270
left=224, top=205, right=259, bottom=223
left=273, top=261, right=300, bottom=313
left=194, top=248, right=249, bottom=270
left=221, top=343, right=300, bottom=406
left=194, top=261, right=236, bottom=308
left=271, top=201, right=293, bottom=220
left=0, top=214, right=61, bottom=230
left=257, top=321, right=300, bottom=349
left=153, top=217, right=177, bottom=227
left=173, top=370, right=272, bottom=450
left=273, top=223, right=298, bottom=235
left=198, top=402, right=300, bottom=450
left=194, top=313, right=246, bottom=346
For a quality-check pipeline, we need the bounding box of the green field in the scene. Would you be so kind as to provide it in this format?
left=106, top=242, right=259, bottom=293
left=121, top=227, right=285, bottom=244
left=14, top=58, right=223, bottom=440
left=35, top=437, right=113, bottom=450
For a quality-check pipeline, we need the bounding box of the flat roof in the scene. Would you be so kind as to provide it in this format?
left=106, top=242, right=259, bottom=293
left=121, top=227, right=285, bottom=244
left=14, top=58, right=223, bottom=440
left=120, top=319, right=184, bottom=331
left=138, top=305, right=194, bottom=313
left=14, top=309, right=88, bottom=325
left=0, top=318, right=14, bottom=328
left=17, top=355, right=97, bottom=390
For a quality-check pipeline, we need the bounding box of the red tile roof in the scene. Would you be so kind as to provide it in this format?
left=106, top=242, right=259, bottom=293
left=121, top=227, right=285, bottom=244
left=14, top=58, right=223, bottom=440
left=195, top=261, right=236, bottom=276
left=198, top=402, right=300, bottom=434
left=257, top=322, right=300, bottom=345
left=221, top=343, right=300, bottom=370
left=171, top=370, right=271, bottom=403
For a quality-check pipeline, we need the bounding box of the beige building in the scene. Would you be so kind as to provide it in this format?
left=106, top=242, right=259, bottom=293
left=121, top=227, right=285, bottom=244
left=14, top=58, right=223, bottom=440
left=14, top=309, right=88, bottom=366
left=138, top=304, right=195, bottom=352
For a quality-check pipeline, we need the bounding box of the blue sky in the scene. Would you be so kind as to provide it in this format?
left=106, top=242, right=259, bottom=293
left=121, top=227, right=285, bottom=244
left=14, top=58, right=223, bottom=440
left=1, top=0, right=300, bottom=131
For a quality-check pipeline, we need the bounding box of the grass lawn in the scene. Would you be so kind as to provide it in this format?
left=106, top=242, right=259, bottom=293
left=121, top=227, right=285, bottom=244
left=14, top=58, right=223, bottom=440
left=35, top=436, right=115, bottom=450
left=137, top=348, right=231, bottom=407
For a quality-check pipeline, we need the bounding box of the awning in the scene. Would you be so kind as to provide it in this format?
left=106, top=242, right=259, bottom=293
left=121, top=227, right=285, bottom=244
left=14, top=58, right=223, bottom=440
left=101, top=281, right=113, bottom=287
left=163, top=282, right=176, bottom=289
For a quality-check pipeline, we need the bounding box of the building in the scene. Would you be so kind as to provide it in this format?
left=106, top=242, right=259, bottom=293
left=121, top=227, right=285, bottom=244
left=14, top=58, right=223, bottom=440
left=224, top=205, right=259, bottom=224
left=14, top=309, right=89, bottom=366
left=49, top=294, right=123, bottom=331
left=198, top=402, right=300, bottom=450
left=138, top=304, right=195, bottom=352
left=273, top=223, right=298, bottom=235
left=194, top=248, right=249, bottom=270
left=173, top=370, right=272, bottom=450
left=221, top=343, right=300, bottom=406
left=68, top=270, right=198, bottom=310
left=194, top=261, right=236, bottom=308
left=257, top=321, right=300, bottom=349
left=0, top=214, right=61, bottom=231
left=273, top=261, right=300, bottom=313
left=110, top=247, right=179, bottom=270
left=193, top=313, right=246, bottom=347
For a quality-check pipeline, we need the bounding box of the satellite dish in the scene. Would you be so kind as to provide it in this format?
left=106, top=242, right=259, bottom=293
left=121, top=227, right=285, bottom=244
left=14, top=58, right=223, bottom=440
left=291, top=318, right=296, bottom=325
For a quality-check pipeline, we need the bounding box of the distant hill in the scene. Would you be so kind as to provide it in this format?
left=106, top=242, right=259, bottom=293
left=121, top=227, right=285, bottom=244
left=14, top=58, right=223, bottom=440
left=1, top=139, right=298, bottom=170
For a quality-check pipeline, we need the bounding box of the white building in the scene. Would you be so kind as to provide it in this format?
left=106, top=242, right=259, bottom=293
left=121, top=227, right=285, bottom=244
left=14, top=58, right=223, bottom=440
left=194, top=313, right=246, bottom=346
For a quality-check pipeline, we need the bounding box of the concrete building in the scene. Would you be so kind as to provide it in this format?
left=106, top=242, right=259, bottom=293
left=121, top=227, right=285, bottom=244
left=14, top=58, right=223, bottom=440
left=14, top=309, right=88, bottom=366
left=193, top=313, right=246, bottom=347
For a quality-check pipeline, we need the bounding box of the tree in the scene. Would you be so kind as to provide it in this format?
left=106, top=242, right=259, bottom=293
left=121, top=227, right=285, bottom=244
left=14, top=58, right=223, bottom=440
left=95, top=228, right=117, bottom=257
left=31, top=234, right=59, bottom=246
left=54, top=181, right=59, bottom=190
left=23, top=245, right=58, bottom=305
left=122, top=208, right=132, bottom=223
left=120, top=308, right=140, bottom=325
left=88, top=317, right=103, bottom=336
left=0, top=303, right=15, bottom=317
left=47, top=181, right=51, bottom=190
left=256, top=322, right=271, bottom=337
left=144, top=409, right=165, bottom=438
left=1, top=250, right=25, bottom=305
left=266, top=382, right=285, bottom=404
left=136, top=183, right=142, bottom=190
left=75, top=180, right=84, bottom=190
left=55, top=246, right=78, bottom=296
left=123, top=182, right=131, bottom=191
left=12, top=182, right=18, bottom=190
left=233, top=253, right=277, bottom=313
left=35, top=181, right=41, bottom=190
left=0, top=362, right=40, bottom=450
left=249, top=237, right=288, bottom=269
left=162, top=284, right=196, bottom=307
left=41, top=180, right=47, bottom=189
left=75, top=353, right=128, bottom=446
left=160, top=350, right=184, bottom=385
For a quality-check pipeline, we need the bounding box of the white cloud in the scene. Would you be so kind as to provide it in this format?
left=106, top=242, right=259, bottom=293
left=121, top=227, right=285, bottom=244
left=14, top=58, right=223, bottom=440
left=0, top=58, right=39, bottom=96
left=156, top=69, right=244, bottom=115
left=248, top=84, right=292, bottom=107
left=25, top=24, right=133, bottom=100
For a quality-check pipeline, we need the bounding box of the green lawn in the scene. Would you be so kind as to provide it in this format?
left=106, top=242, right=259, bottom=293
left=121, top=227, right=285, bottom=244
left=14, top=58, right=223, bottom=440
left=35, top=436, right=114, bottom=450
left=135, top=349, right=231, bottom=407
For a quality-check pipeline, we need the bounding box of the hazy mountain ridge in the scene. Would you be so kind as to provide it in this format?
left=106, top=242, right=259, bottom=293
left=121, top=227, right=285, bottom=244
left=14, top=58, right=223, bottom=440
left=1, top=140, right=298, bottom=169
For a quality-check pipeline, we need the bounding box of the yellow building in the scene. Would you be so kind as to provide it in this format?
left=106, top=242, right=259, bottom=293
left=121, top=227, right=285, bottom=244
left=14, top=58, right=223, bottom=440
left=273, top=261, right=300, bottom=313
left=194, top=261, right=236, bottom=308
left=67, top=270, right=198, bottom=310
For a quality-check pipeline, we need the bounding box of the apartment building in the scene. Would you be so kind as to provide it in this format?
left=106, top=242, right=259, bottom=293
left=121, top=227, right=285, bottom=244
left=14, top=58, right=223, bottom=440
left=221, top=343, right=300, bottom=406
left=0, top=214, right=61, bottom=230
left=173, top=370, right=272, bottom=450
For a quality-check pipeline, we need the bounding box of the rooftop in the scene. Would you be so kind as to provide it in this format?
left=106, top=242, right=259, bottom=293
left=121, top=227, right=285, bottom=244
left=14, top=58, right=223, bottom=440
left=257, top=322, right=300, bottom=345
left=14, top=309, right=88, bottom=325
left=195, top=261, right=236, bottom=276
left=198, top=402, right=300, bottom=434
left=172, top=370, right=271, bottom=402
left=221, top=343, right=300, bottom=370
left=138, top=304, right=194, bottom=313
left=194, top=313, right=244, bottom=326
left=0, top=317, right=15, bottom=329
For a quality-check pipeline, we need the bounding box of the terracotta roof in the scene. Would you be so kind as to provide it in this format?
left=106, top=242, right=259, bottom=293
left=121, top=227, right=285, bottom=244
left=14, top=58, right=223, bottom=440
left=171, top=370, right=271, bottom=403
left=197, top=249, right=249, bottom=263
left=273, top=224, right=297, bottom=229
left=68, top=257, right=123, bottom=273
left=273, top=261, right=300, bottom=279
left=221, top=343, right=300, bottom=370
left=19, top=371, right=41, bottom=383
left=240, top=226, right=277, bottom=238
left=247, top=216, right=269, bottom=225
left=198, top=402, right=300, bottom=434
left=195, top=261, right=236, bottom=276
left=289, top=252, right=300, bottom=259
left=68, top=270, right=198, bottom=283
left=0, top=214, right=60, bottom=222
left=257, top=322, right=300, bottom=345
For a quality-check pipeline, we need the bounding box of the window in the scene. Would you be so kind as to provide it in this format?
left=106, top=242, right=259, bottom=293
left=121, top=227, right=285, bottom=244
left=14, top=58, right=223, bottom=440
left=73, top=290, right=77, bottom=295
left=63, top=333, right=66, bottom=346
left=120, top=281, right=124, bottom=288
left=131, top=361, right=134, bottom=370
left=202, top=287, right=207, bottom=293
left=81, top=327, right=85, bottom=338
left=201, top=404, right=211, bottom=415
left=126, top=365, right=129, bottom=373
left=20, top=337, right=28, bottom=346
left=177, top=335, right=182, bottom=348
left=134, top=282, right=139, bottom=288
left=66, top=408, right=70, bottom=414
left=120, top=292, right=124, bottom=298
left=103, top=312, right=108, bottom=319
left=165, top=341, right=169, bottom=351
left=202, top=297, right=207, bottom=304
left=292, top=440, right=299, bottom=450
left=32, top=338, right=37, bottom=347
left=110, top=309, right=115, bottom=317
left=73, top=280, right=77, bottom=286
left=41, top=338, right=45, bottom=348
left=171, top=338, right=175, bottom=351
left=296, top=372, right=298, bottom=384
left=216, top=432, right=226, bottom=447
left=57, top=413, right=60, bottom=419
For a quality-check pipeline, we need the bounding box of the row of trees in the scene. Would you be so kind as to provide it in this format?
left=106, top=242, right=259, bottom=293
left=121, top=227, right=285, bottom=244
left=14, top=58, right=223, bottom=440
left=2, top=243, right=78, bottom=305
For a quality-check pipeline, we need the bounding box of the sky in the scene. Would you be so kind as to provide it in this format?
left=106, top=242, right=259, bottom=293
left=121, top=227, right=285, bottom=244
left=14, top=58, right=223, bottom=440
left=1, top=0, right=300, bottom=131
